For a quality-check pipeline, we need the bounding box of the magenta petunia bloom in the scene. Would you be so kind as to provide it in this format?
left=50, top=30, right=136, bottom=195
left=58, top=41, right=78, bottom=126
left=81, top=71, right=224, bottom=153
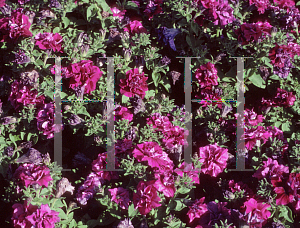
left=14, top=163, right=53, bottom=188
left=114, top=106, right=133, bottom=122
left=12, top=200, right=39, bottom=228
left=174, top=162, right=200, bottom=185
left=228, top=180, right=254, bottom=199
left=124, top=20, right=147, bottom=35
left=146, top=112, right=173, bottom=132
left=0, top=8, right=32, bottom=43
left=119, top=68, right=148, bottom=99
left=269, top=43, right=300, bottom=69
left=262, top=87, right=296, bottom=107
left=195, top=86, right=223, bottom=109
left=64, top=60, right=103, bottom=95
left=132, top=141, right=174, bottom=171
left=8, top=80, right=45, bottom=111
left=133, top=180, right=161, bottom=215
left=144, top=0, right=163, bottom=20
left=242, top=126, right=270, bottom=151
left=195, top=62, right=218, bottom=88
left=243, top=198, right=271, bottom=227
left=111, top=7, right=126, bottom=20
left=36, top=103, right=64, bottom=139
left=0, top=0, right=5, bottom=7
left=198, top=144, right=228, bottom=177
left=210, top=0, right=235, bottom=26
left=187, top=197, right=208, bottom=223
left=162, top=125, right=189, bottom=149
left=91, top=152, right=119, bottom=182
left=26, top=204, right=60, bottom=228
left=153, top=169, right=175, bottom=198
left=238, top=108, right=264, bottom=126
left=274, top=0, right=295, bottom=12
left=267, top=126, right=289, bottom=154
left=109, top=187, right=131, bottom=210
left=35, top=32, right=64, bottom=53
left=76, top=172, right=102, bottom=205
left=115, top=139, right=133, bottom=155
left=249, top=0, right=270, bottom=14
left=235, top=22, right=272, bottom=45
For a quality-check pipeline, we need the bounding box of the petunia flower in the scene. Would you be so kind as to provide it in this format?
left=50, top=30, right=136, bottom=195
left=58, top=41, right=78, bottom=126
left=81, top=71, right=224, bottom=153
left=243, top=198, right=271, bottom=227
left=35, top=32, right=64, bottom=53
left=187, top=197, right=208, bottom=223
left=109, top=187, right=131, bottom=210
left=26, top=204, right=60, bottom=228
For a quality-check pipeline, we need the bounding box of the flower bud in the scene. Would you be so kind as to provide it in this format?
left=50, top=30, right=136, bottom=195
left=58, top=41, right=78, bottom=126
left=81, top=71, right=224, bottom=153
left=2, top=116, right=17, bottom=125
left=99, top=29, right=106, bottom=40
left=123, top=48, right=132, bottom=61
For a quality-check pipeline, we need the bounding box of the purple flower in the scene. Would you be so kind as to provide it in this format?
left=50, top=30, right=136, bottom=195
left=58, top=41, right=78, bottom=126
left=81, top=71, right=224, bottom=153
left=36, top=103, right=63, bottom=139
left=0, top=8, right=32, bottom=43
left=11, top=200, right=39, bottom=228
left=109, top=187, right=131, bottom=210
left=242, top=126, right=270, bottom=151
left=243, top=198, right=271, bottom=227
left=249, top=0, right=270, bottom=14
left=133, top=180, right=161, bottom=215
left=119, top=68, right=148, bottom=99
left=14, top=163, right=53, bottom=188
left=115, top=139, right=133, bottom=155
left=198, top=144, right=228, bottom=177
left=195, top=62, right=218, bottom=88
left=262, top=87, right=296, bottom=107
left=162, top=125, right=189, bottom=149
left=111, top=7, right=126, bottom=20
left=124, top=20, right=147, bottom=36
left=174, top=162, right=200, bottom=185
left=153, top=169, right=175, bottom=198
left=26, top=204, right=60, bottom=228
left=13, top=49, right=30, bottom=64
left=35, top=32, right=64, bottom=53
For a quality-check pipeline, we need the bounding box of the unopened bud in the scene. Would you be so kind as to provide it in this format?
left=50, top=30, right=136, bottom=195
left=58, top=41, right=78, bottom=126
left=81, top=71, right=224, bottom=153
left=123, top=48, right=132, bottom=61
left=99, top=29, right=106, bottom=40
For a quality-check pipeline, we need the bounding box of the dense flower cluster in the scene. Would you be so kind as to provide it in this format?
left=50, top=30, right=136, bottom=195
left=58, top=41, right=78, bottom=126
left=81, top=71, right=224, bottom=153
left=34, top=32, right=64, bottom=53
left=262, top=87, right=296, bottom=107
left=0, top=8, right=32, bottom=42
left=114, top=106, right=133, bottom=122
left=124, top=20, right=147, bottom=36
left=195, top=62, right=218, bottom=88
left=119, top=68, right=148, bottom=99
left=12, top=201, right=60, bottom=228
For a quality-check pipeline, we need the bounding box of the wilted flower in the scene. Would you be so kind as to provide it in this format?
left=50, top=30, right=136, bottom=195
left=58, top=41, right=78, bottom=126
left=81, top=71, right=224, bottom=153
left=198, top=143, right=228, bottom=177
left=13, top=49, right=30, bottom=64
left=1, top=116, right=18, bottom=125
left=14, top=163, right=53, bottom=188
left=55, top=177, right=75, bottom=198
left=36, top=103, right=63, bottom=139
left=129, top=94, right=145, bottom=114
left=20, top=69, right=39, bottom=88
left=63, top=60, right=103, bottom=95
left=115, top=106, right=133, bottom=122
left=243, top=198, right=271, bottom=227
left=16, top=148, right=43, bottom=165
left=119, top=68, right=148, bottom=99
left=117, top=218, right=134, bottom=228
left=133, top=180, right=161, bottom=215
left=49, top=0, right=62, bottom=8
left=187, top=197, right=208, bottom=223
left=0, top=8, right=32, bottom=43
left=132, top=141, right=174, bottom=171
left=109, top=187, right=131, bottom=210
left=26, top=204, right=60, bottom=227
left=195, top=62, right=218, bottom=88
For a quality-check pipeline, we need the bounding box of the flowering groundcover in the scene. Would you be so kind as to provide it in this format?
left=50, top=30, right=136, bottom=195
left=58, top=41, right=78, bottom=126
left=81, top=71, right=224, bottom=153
left=0, top=0, right=300, bottom=227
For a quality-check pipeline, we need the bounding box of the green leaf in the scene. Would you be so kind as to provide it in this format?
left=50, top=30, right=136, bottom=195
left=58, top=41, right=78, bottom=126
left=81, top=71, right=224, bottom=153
left=145, top=90, right=155, bottom=99
left=53, top=27, right=60, bottom=34
left=274, top=121, right=282, bottom=128
left=96, top=0, right=112, bottom=12
left=35, top=59, right=44, bottom=66
left=248, top=72, right=266, bottom=89
left=128, top=203, right=137, bottom=217
left=56, top=208, right=68, bottom=220
left=159, top=77, right=171, bottom=92
left=77, top=106, right=91, bottom=117
left=174, top=200, right=186, bottom=211
left=282, top=122, right=291, bottom=132
left=62, top=17, right=70, bottom=28
left=86, top=6, right=93, bottom=21
left=122, top=95, right=130, bottom=104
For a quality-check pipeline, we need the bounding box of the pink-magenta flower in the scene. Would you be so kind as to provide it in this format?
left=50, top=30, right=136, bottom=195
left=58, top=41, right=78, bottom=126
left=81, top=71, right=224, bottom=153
left=8, top=80, right=45, bottom=111
left=209, top=0, right=235, bottom=26
left=244, top=108, right=265, bottom=126
left=119, top=68, right=148, bottom=99
left=64, top=60, right=103, bottom=95
left=228, top=180, right=254, bottom=199
left=198, top=144, right=228, bottom=177
left=26, top=204, right=60, bottom=228
left=262, top=87, right=296, bottom=107
left=249, top=0, right=270, bottom=14
left=144, top=0, right=163, bottom=20
left=14, top=163, right=53, bottom=188
left=195, top=62, right=218, bottom=88
left=0, top=0, right=5, bottom=7
left=36, top=103, right=63, bottom=139
left=187, top=197, right=208, bottom=223
left=35, top=32, right=64, bottom=53
left=0, top=8, right=32, bottom=43
left=235, top=22, right=272, bottom=45
left=267, top=126, right=289, bottom=154
left=114, top=106, right=133, bottom=122
left=162, top=125, right=189, bottom=149
left=109, top=187, right=131, bottom=210
left=274, top=0, right=295, bottom=12
left=146, top=113, right=173, bottom=132
left=111, top=7, right=126, bottom=20
left=195, top=86, right=223, bottom=109
left=153, top=169, right=175, bottom=198
left=243, top=198, right=271, bottom=227
left=133, top=180, right=161, bottom=215
left=242, top=126, right=270, bottom=151
left=132, top=141, right=174, bottom=171
left=12, top=200, right=38, bottom=228
left=124, top=20, right=147, bottom=35
left=174, top=162, right=200, bottom=185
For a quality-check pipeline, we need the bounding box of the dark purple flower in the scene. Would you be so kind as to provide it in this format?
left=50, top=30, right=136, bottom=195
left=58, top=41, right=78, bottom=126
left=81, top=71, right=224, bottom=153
left=133, top=180, right=161, bottom=215
left=187, top=197, right=208, bottom=223
left=36, top=103, right=63, bottom=139
left=13, top=49, right=30, bottom=64
left=155, top=27, right=181, bottom=52
left=109, top=187, right=131, bottom=210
